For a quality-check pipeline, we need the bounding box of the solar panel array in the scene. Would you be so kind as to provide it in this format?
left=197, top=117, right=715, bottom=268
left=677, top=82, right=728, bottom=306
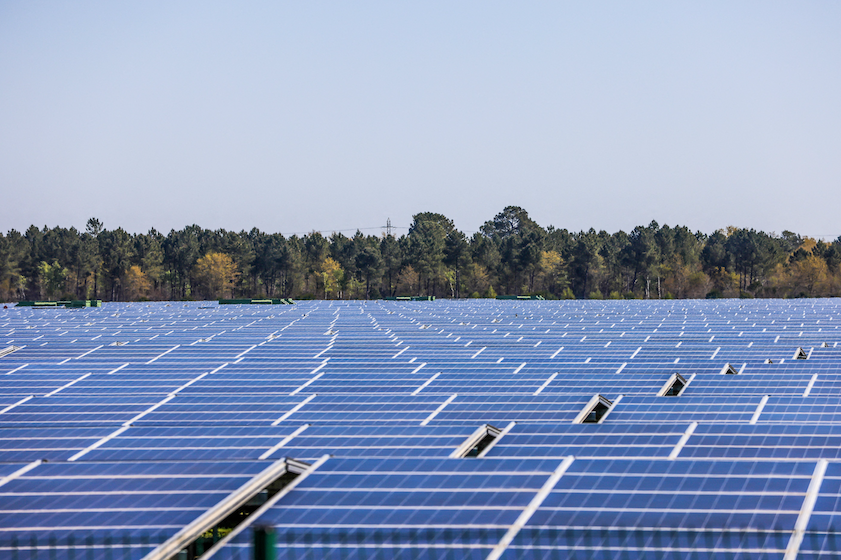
left=2, top=299, right=841, bottom=559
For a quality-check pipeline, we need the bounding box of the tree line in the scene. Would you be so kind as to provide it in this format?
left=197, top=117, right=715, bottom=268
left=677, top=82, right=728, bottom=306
left=1, top=207, right=840, bottom=302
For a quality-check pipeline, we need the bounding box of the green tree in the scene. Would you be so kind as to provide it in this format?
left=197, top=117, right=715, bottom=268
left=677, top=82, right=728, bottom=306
left=21, top=225, right=45, bottom=299
left=355, top=246, right=383, bottom=299
left=0, top=231, right=27, bottom=300
left=480, top=206, right=538, bottom=239
left=303, top=232, right=329, bottom=295
left=444, top=230, right=470, bottom=298
left=219, top=230, right=255, bottom=297
left=163, top=226, right=201, bottom=299
left=408, top=213, right=449, bottom=296
left=85, top=218, right=104, bottom=298
left=99, top=228, right=134, bottom=300
left=133, top=230, right=165, bottom=297
left=38, top=260, right=67, bottom=299
left=727, top=229, right=782, bottom=292
left=471, top=232, right=501, bottom=293
left=620, top=222, right=660, bottom=298
left=380, top=234, right=402, bottom=297
left=569, top=231, right=602, bottom=298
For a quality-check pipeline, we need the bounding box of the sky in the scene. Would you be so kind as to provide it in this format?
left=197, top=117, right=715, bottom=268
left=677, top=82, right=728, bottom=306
left=1, top=2, right=840, bottom=239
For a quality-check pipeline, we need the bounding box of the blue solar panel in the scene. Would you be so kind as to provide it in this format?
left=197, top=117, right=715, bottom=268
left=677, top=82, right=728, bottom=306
left=2, top=298, right=841, bottom=558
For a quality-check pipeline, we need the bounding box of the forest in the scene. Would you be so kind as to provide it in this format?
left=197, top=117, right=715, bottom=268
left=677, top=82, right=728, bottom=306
left=1, top=207, right=840, bottom=302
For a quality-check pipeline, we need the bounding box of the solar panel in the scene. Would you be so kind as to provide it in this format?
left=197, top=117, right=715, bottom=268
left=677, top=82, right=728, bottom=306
left=1, top=298, right=841, bottom=558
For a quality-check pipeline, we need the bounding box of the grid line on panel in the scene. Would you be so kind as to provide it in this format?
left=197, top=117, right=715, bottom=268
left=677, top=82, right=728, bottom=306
left=749, top=396, right=770, bottom=425
left=290, top=372, right=326, bottom=396
left=0, top=395, right=34, bottom=415
left=486, top=456, right=575, bottom=560
left=146, top=345, right=181, bottom=364
left=412, top=373, right=441, bottom=396
left=420, top=394, right=458, bottom=426
left=784, top=459, right=827, bottom=560
left=74, top=345, right=103, bottom=360
left=272, top=394, right=317, bottom=426
left=43, top=373, right=93, bottom=397
left=668, top=423, right=698, bottom=459
left=258, top=425, right=311, bottom=460
left=0, top=459, right=43, bottom=489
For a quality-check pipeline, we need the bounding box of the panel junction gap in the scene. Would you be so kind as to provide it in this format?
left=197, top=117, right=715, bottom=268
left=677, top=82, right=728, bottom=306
left=0, top=345, right=23, bottom=358
left=451, top=424, right=503, bottom=458
left=659, top=373, right=687, bottom=397
left=171, top=459, right=309, bottom=560
left=574, top=395, right=614, bottom=424
left=720, top=363, right=738, bottom=375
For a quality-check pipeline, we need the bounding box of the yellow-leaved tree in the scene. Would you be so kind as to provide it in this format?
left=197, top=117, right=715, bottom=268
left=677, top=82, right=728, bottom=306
left=123, top=265, right=151, bottom=301
left=193, top=252, right=238, bottom=300
left=321, top=257, right=344, bottom=299
left=537, top=250, right=567, bottom=295
left=791, top=255, right=828, bottom=297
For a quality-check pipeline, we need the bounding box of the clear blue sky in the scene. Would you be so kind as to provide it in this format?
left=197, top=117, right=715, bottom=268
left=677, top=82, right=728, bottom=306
left=1, top=2, right=839, bottom=238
